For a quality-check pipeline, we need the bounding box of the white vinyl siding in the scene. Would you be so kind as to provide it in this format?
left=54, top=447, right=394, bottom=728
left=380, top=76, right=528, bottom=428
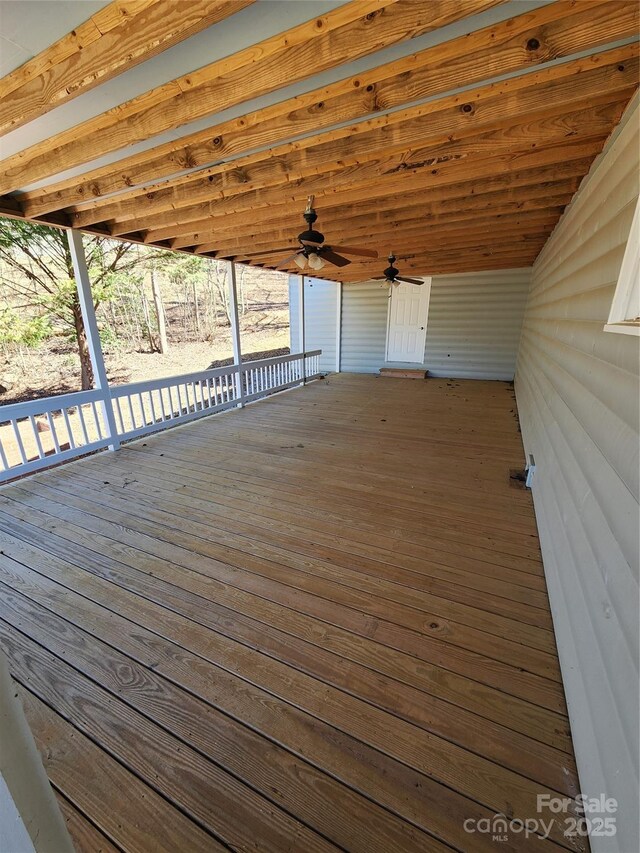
left=423, top=269, right=530, bottom=379
left=514, top=98, right=639, bottom=853
left=339, top=281, right=389, bottom=373
left=339, top=269, right=530, bottom=379
left=288, top=276, right=339, bottom=373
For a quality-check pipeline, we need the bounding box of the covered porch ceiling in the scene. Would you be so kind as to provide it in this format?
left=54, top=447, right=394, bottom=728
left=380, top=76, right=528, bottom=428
left=0, top=0, right=638, bottom=282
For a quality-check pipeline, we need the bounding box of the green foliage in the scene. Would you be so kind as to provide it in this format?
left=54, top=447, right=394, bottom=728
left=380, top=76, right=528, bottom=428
left=0, top=308, right=51, bottom=346
left=98, top=324, right=122, bottom=351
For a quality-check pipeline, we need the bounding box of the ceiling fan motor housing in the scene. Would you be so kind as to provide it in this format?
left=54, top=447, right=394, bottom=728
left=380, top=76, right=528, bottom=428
left=298, top=228, right=325, bottom=246
left=298, top=209, right=324, bottom=248
left=384, top=263, right=399, bottom=280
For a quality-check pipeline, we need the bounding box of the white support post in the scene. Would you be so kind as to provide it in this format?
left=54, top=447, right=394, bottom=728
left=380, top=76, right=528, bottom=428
left=67, top=230, right=120, bottom=450
left=298, top=274, right=306, bottom=384
left=227, top=260, right=245, bottom=407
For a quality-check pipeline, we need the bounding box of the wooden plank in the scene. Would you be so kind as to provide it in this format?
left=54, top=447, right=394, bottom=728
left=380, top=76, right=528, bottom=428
left=67, top=50, right=639, bottom=228
left=14, top=688, right=220, bottom=852
left=0, top=0, right=503, bottom=194
left=0, top=557, right=568, bottom=853
left=0, top=530, right=566, bottom=750
left=0, top=0, right=254, bottom=136
left=55, top=794, right=124, bottom=853
left=106, top=132, right=613, bottom=238
left=80, top=95, right=631, bottom=231
left=0, top=374, right=588, bottom=851
left=141, top=140, right=604, bottom=244
left=0, top=489, right=561, bottom=682
left=0, top=621, right=339, bottom=852
left=0, top=564, right=583, bottom=851
left=0, top=586, right=440, bottom=852
left=380, top=368, right=429, bottom=378
left=18, top=1, right=638, bottom=216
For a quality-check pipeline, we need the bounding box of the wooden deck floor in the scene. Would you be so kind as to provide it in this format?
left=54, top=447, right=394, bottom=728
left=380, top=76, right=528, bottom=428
left=0, top=373, right=584, bottom=853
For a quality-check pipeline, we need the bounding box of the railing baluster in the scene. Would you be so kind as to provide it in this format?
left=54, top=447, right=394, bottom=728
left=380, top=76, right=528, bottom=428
left=93, top=400, right=105, bottom=439
left=113, top=399, right=123, bottom=435
left=158, top=389, right=167, bottom=421
left=148, top=391, right=157, bottom=425
left=137, top=392, right=146, bottom=426
left=11, top=420, right=28, bottom=464
left=126, top=394, right=136, bottom=431
left=0, top=436, right=9, bottom=471
left=46, top=412, right=61, bottom=454
left=28, top=415, right=45, bottom=459
left=61, top=408, right=76, bottom=449
left=76, top=406, right=90, bottom=447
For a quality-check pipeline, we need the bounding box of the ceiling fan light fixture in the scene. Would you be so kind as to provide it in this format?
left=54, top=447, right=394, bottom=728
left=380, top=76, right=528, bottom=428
left=308, top=252, right=325, bottom=271
left=293, top=253, right=307, bottom=270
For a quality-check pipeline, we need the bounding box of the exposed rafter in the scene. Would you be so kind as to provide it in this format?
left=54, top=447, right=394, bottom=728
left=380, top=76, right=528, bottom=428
left=0, top=0, right=254, bottom=137
left=0, top=0, right=637, bottom=277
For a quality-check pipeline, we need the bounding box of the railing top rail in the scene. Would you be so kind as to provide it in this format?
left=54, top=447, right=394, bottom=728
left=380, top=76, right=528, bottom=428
left=0, top=351, right=324, bottom=422
left=0, top=388, right=105, bottom=421
left=241, top=350, right=321, bottom=370
left=110, top=363, right=239, bottom=397
left=109, top=350, right=321, bottom=396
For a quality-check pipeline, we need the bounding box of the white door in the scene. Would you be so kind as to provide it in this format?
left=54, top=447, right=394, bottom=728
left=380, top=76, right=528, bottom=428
left=386, top=279, right=431, bottom=363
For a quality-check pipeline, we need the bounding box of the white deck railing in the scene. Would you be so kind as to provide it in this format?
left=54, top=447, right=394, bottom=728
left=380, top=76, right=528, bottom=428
left=0, top=349, right=321, bottom=482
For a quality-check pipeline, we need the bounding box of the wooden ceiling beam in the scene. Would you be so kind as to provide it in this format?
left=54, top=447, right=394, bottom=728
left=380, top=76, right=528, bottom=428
left=191, top=208, right=568, bottom=261
left=0, top=0, right=505, bottom=195
left=223, top=216, right=560, bottom=264
left=197, top=222, right=557, bottom=261
left=275, top=245, right=545, bottom=279
left=154, top=158, right=592, bottom=247
left=107, top=131, right=611, bottom=237
left=239, top=236, right=550, bottom=271
left=183, top=214, right=562, bottom=260
left=67, top=52, right=638, bottom=228
left=16, top=0, right=639, bottom=215
left=0, top=0, right=253, bottom=137
left=185, top=180, right=578, bottom=256
left=102, top=109, right=622, bottom=239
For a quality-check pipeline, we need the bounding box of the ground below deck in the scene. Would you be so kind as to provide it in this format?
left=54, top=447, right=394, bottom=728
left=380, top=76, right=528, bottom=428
left=0, top=373, right=584, bottom=852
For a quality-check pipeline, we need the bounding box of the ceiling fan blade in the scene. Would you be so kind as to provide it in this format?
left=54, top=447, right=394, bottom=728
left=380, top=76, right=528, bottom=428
left=321, top=249, right=351, bottom=267
left=328, top=244, right=378, bottom=258
left=395, top=276, right=424, bottom=285
left=276, top=253, right=303, bottom=268
left=300, top=239, right=323, bottom=248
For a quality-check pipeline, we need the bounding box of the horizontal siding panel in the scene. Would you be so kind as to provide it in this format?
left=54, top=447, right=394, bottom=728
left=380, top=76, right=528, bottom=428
left=340, top=282, right=388, bottom=373
left=521, top=323, right=639, bottom=432
left=515, top=96, right=640, bottom=853
left=517, top=357, right=638, bottom=749
left=515, top=378, right=638, bottom=853
left=289, top=277, right=338, bottom=373
left=341, top=270, right=530, bottom=379
left=424, top=269, right=530, bottom=380
left=524, top=311, right=640, bottom=384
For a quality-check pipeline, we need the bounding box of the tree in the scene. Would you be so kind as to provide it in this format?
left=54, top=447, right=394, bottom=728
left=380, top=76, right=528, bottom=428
left=0, top=219, right=141, bottom=389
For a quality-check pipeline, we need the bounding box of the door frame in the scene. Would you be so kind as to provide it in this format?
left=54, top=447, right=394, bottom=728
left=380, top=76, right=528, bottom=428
left=384, top=277, right=432, bottom=363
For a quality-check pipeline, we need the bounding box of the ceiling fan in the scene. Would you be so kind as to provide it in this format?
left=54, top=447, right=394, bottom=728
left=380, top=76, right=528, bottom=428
left=374, top=253, right=423, bottom=286
left=272, top=196, right=378, bottom=271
